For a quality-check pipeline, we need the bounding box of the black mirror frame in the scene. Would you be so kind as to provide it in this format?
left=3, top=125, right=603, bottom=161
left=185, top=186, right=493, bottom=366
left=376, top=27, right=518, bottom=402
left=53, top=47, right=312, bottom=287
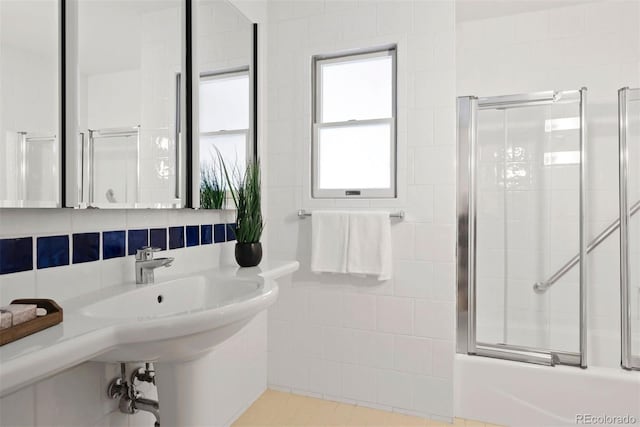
left=185, top=0, right=193, bottom=208
left=60, top=0, right=67, bottom=207
left=252, top=22, right=259, bottom=164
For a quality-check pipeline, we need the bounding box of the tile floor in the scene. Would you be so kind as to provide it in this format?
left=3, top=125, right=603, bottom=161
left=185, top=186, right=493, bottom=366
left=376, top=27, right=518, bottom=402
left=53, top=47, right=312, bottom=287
left=233, top=389, right=502, bottom=427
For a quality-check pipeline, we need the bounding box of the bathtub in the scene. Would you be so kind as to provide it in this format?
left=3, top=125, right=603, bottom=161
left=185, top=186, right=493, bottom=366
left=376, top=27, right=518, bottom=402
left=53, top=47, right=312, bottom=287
left=454, top=354, right=640, bottom=426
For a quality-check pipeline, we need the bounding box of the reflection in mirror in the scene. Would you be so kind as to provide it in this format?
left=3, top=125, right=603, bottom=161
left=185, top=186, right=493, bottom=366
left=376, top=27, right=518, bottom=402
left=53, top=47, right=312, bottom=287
left=196, top=0, right=254, bottom=209
left=0, top=0, right=60, bottom=207
left=74, top=0, right=184, bottom=208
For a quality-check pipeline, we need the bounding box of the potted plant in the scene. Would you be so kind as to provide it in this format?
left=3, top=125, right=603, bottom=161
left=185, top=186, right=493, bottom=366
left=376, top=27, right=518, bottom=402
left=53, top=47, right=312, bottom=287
left=218, top=153, right=264, bottom=267
left=200, top=160, right=226, bottom=210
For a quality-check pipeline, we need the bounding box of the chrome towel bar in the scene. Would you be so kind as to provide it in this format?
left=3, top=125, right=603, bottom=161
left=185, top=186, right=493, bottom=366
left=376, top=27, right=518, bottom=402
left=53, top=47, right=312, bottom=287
left=297, top=209, right=405, bottom=219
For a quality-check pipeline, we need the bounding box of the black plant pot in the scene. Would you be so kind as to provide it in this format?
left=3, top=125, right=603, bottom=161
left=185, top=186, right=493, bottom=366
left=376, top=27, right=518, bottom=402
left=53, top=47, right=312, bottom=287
left=235, top=242, right=263, bottom=267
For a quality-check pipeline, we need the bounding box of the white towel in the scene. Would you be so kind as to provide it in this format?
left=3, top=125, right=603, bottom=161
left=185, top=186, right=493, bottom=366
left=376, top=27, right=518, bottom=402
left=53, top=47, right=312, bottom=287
left=311, top=211, right=350, bottom=274
left=347, top=212, right=392, bottom=281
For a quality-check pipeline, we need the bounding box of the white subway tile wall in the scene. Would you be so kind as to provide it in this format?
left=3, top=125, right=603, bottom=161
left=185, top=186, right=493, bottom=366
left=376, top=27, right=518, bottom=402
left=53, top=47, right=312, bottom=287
left=264, top=0, right=456, bottom=421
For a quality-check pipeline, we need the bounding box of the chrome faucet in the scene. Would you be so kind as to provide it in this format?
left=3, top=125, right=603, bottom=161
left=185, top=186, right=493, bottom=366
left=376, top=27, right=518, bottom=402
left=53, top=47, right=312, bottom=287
left=135, top=247, right=173, bottom=285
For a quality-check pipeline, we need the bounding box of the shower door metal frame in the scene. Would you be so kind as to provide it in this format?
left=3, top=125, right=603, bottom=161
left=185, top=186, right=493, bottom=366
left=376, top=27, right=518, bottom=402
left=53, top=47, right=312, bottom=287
left=457, top=89, right=588, bottom=368
left=618, top=87, right=640, bottom=371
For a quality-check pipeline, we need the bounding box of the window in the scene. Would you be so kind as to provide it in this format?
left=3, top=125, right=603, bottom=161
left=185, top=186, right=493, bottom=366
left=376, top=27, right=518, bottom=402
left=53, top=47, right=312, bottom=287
left=312, top=47, right=397, bottom=198
left=199, top=69, right=250, bottom=178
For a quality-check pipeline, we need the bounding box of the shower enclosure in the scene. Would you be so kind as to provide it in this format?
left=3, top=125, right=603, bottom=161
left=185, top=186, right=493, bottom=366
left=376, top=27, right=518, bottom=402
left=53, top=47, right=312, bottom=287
left=457, top=89, right=587, bottom=367
left=619, top=87, right=640, bottom=371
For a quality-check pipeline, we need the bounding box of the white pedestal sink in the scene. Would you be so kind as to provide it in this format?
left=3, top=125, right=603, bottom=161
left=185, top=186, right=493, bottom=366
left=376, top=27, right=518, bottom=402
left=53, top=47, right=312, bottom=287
left=83, top=272, right=282, bottom=426
left=82, top=274, right=272, bottom=363
left=0, top=261, right=299, bottom=427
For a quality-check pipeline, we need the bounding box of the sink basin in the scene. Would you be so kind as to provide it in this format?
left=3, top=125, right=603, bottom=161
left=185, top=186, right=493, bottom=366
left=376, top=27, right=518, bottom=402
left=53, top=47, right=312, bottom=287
left=81, top=275, right=263, bottom=320
left=81, top=273, right=278, bottom=363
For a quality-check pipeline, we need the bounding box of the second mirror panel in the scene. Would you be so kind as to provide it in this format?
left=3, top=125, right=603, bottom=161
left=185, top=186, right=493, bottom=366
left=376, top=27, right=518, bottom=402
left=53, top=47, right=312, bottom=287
left=75, top=0, right=183, bottom=208
left=196, top=0, right=253, bottom=210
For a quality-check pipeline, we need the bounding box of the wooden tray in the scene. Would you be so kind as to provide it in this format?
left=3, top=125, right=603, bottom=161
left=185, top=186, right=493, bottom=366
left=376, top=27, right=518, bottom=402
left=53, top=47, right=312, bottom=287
left=0, top=299, right=63, bottom=346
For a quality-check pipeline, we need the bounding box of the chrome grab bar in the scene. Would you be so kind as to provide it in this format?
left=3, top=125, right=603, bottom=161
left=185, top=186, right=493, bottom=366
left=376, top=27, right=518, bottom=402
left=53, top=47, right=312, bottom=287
left=533, top=198, right=640, bottom=293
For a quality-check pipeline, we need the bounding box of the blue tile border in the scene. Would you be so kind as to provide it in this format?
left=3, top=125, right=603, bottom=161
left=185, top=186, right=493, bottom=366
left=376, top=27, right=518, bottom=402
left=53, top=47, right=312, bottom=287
left=103, top=231, right=126, bottom=260
left=150, top=228, right=167, bottom=251
left=0, top=237, right=33, bottom=274
left=0, top=222, right=238, bottom=275
left=169, top=226, right=184, bottom=249
left=128, top=229, right=149, bottom=256
left=214, top=224, right=226, bottom=243
left=72, top=233, right=100, bottom=264
left=226, top=223, right=237, bottom=242
left=186, top=225, right=199, bottom=247
left=37, top=235, right=69, bottom=269
left=201, top=225, right=213, bottom=245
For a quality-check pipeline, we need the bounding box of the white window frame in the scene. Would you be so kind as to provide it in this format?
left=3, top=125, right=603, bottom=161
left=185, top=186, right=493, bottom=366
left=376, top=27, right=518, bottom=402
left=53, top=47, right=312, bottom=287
left=199, top=68, right=251, bottom=172
left=312, top=46, right=397, bottom=199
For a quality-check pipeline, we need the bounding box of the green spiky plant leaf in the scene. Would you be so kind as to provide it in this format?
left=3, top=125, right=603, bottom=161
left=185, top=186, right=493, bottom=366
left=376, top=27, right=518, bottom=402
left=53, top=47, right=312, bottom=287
left=200, top=158, right=226, bottom=210
left=216, top=151, right=264, bottom=243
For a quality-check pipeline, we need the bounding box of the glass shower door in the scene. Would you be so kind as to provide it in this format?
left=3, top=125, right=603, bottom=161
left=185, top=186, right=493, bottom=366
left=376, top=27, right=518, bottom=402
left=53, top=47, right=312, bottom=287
left=619, top=87, right=640, bottom=370
left=458, top=89, right=587, bottom=367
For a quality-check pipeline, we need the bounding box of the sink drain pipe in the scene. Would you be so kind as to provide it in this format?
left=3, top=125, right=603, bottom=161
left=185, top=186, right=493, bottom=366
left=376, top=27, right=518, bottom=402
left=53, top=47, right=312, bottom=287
left=107, top=363, right=161, bottom=427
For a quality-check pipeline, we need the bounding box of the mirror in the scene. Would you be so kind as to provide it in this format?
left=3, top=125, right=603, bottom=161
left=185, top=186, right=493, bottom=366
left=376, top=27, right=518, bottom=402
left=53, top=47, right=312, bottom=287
left=70, top=0, right=185, bottom=208
left=0, top=0, right=60, bottom=208
left=194, top=0, right=255, bottom=209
